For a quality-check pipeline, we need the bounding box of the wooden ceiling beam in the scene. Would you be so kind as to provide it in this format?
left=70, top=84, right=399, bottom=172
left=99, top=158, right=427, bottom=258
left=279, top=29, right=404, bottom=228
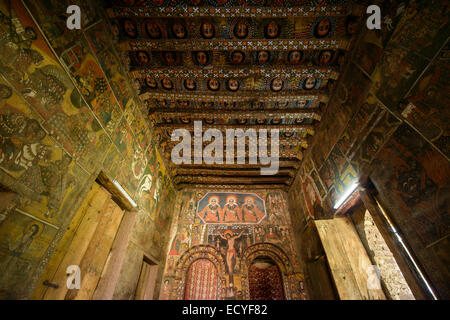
left=148, top=107, right=321, bottom=119
left=140, top=90, right=329, bottom=103
left=176, top=183, right=289, bottom=191
left=168, top=160, right=301, bottom=170
left=155, top=122, right=315, bottom=133
left=129, top=67, right=337, bottom=79
left=173, top=175, right=293, bottom=185
left=121, top=39, right=350, bottom=51
left=172, top=168, right=296, bottom=177
left=164, top=137, right=309, bottom=147
left=107, top=6, right=350, bottom=19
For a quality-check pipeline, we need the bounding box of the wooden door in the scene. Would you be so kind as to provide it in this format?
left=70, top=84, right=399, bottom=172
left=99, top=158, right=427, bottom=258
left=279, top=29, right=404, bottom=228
left=41, top=183, right=124, bottom=299
left=135, top=258, right=158, bottom=300
left=315, top=217, right=386, bottom=300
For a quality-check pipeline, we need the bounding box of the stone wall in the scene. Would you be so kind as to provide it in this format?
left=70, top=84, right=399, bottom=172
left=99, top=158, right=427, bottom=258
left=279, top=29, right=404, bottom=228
left=350, top=204, right=415, bottom=300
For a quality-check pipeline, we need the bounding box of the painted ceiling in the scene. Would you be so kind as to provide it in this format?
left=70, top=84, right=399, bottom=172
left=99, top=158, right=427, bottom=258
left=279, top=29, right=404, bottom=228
left=105, top=0, right=365, bottom=189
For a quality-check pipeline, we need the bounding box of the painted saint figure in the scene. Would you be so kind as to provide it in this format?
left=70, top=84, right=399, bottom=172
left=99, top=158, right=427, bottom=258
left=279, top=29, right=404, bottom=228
left=220, top=230, right=244, bottom=276
left=241, top=196, right=264, bottom=223
left=222, top=195, right=241, bottom=222
left=0, top=223, right=41, bottom=281
left=199, top=195, right=222, bottom=222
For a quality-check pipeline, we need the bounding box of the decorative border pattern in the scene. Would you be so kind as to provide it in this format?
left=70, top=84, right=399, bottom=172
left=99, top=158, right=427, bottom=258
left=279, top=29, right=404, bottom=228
left=127, top=39, right=349, bottom=51
left=132, top=67, right=334, bottom=78
left=173, top=245, right=227, bottom=300
left=111, top=6, right=349, bottom=18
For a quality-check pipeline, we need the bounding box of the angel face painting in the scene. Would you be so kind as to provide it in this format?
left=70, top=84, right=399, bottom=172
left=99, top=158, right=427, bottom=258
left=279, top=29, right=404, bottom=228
left=207, top=78, right=220, bottom=91
left=257, top=50, right=270, bottom=65
left=145, top=76, right=158, bottom=89
left=227, top=79, right=240, bottom=92
left=122, top=19, right=137, bottom=38
left=297, top=100, right=308, bottom=108
left=314, top=18, right=332, bottom=38
left=302, top=77, right=317, bottom=90
left=136, top=51, right=150, bottom=65
left=318, top=50, right=334, bottom=65
left=200, top=21, right=215, bottom=39
left=150, top=0, right=165, bottom=5
left=184, top=78, right=197, bottom=91
left=194, top=51, right=209, bottom=66
left=231, top=51, right=245, bottom=64
left=265, top=21, right=280, bottom=39
left=0, top=84, right=12, bottom=100
left=161, top=78, right=174, bottom=90
left=270, top=78, right=284, bottom=92
left=288, top=50, right=303, bottom=65
left=171, top=22, right=187, bottom=39
left=145, top=21, right=162, bottom=39
left=163, top=51, right=178, bottom=66
left=111, top=22, right=120, bottom=38
left=234, top=20, right=249, bottom=39
left=345, top=16, right=359, bottom=35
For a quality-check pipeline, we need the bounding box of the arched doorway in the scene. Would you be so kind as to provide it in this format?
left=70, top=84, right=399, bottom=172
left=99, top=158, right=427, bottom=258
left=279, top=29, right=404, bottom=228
left=248, top=256, right=285, bottom=300
left=184, top=259, right=219, bottom=300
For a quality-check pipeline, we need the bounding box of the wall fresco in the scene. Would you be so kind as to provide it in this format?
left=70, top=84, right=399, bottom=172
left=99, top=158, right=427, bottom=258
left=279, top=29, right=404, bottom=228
left=287, top=0, right=450, bottom=299
left=197, top=192, right=266, bottom=224
left=0, top=0, right=176, bottom=299
left=161, top=190, right=306, bottom=300
left=370, top=124, right=450, bottom=297
left=404, top=40, right=450, bottom=158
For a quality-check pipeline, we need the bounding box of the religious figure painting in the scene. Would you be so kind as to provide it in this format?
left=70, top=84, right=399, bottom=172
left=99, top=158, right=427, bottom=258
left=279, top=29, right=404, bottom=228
left=197, top=192, right=266, bottom=224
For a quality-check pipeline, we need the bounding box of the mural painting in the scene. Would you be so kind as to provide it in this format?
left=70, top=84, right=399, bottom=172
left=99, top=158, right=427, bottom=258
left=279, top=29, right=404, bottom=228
left=404, top=40, right=450, bottom=158
left=162, top=190, right=306, bottom=300
left=370, top=124, right=450, bottom=297
left=0, top=0, right=176, bottom=299
left=197, top=192, right=266, bottom=224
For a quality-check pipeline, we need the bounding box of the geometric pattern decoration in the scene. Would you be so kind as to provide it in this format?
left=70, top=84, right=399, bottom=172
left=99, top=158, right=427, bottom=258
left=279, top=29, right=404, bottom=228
left=249, top=263, right=285, bottom=300
left=184, top=259, right=219, bottom=300
left=106, top=0, right=364, bottom=188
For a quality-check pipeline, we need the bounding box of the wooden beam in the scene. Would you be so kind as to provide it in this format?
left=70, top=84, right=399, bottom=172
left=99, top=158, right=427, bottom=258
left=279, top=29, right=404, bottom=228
left=130, top=66, right=336, bottom=79
left=107, top=6, right=349, bottom=18
left=43, top=186, right=110, bottom=299
left=177, top=183, right=289, bottom=191
left=122, top=39, right=350, bottom=51
left=164, top=136, right=309, bottom=148
left=92, top=211, right=138, bottom=300
left=315, top=217, right=386, bottom=300
left=149, top=107, right=321, bottom=119
left=66, top=200, right=124, bottom=300
left=172, top=167, right=295, bottom=177
left=173, top=175, right=292, bottom=185
left=140, top=90, right=328, bottom=103
left=169, top=160, right=301, bottom=170
left=155, top=122, right=315, bottom=132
